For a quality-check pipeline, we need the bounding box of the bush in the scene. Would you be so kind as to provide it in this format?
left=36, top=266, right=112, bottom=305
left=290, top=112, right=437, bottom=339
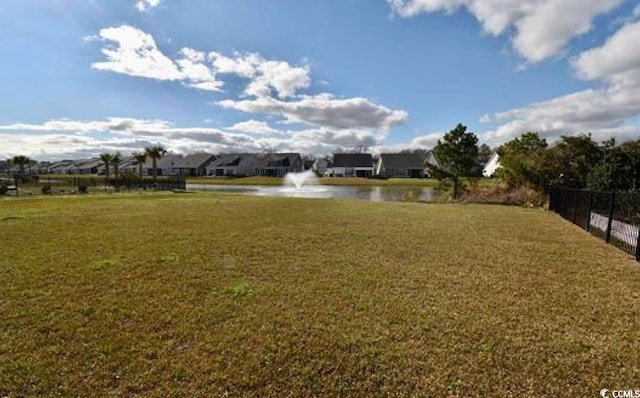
left=460, top=185, right=546, bottom=207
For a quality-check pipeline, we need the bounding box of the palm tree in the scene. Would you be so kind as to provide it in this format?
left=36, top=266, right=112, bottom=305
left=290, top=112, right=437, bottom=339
left=145, top=145, right=167, bottom=182
left=11, top=155, right=32, bottom=177
left=133, top=151, right=148, bottom=179
left=112, top=152, right=122, bottom=180
left=99, top=153, right=114, bottom=180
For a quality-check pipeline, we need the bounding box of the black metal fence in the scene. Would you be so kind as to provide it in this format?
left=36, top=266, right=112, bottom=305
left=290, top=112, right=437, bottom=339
left=38, top=176, right=186, bottom=191
left=1, top=175, right=186, bottom=194
left=549, top=188, right=640, bottom=260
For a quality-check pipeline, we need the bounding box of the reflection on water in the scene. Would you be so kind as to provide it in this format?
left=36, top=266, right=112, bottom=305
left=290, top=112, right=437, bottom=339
left=187, top=184, right=440, bottom=202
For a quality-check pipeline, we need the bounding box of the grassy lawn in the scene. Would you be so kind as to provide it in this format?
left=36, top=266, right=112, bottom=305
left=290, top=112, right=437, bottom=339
left=187, top=176, right=440, bottom=187
left=1, top=193, right=639, bottom=396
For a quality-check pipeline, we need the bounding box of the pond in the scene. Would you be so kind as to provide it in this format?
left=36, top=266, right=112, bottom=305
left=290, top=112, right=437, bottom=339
left=187, top=184, right=441, bottom=202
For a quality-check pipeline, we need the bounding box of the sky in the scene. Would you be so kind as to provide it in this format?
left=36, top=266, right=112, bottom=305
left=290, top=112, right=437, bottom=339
left=1, top=0, right=640, bottom=160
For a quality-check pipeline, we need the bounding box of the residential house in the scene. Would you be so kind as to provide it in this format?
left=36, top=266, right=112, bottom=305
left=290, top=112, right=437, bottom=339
left=173, top=153, right=215, bottom=176
left=313, top=158, right=331, bottom=177
left=207, top=153, right=259, bottom=177
left=425, top=150, right=439, bottom=168
left=0, top=160, right=10, bottom=174
left=376, top=153, right=427, bottom=178
left=482, top=152, right=501, bottom=177
left=68, top=158, right=103, bottom=175
left=331, top=153, right=374, bottom=178
left=253, top=153, right=303, bottom=177
left=424, top=150, right=440, bottom=177
left=144, top=153, right=183, bottom=177
left=117, top=157, right=139, bottom=176
left=97, top=157, right=136, bottom=177
left=47, top=160, right=75, bottom=174
left=32, top=162, right=51, bottom=174
left=303, top=158, right=315, bottom=171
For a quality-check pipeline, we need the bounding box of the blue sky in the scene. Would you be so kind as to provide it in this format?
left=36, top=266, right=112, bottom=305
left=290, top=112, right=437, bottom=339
left=1, top=0, right=640, bottom=160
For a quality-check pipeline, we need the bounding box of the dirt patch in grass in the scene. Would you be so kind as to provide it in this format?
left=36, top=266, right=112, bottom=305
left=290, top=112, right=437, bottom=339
left=1, top=193, right=639, bottom=396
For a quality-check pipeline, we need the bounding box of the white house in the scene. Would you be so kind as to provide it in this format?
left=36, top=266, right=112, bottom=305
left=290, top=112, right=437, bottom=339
left=144, top=153, right=183, bottom=176
left=312, top=158, right=331, bottom=177
left=482, top=153, right=501, bottom=177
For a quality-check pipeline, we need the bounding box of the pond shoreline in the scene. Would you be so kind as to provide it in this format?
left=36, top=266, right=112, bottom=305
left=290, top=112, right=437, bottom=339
left=187, top=183, right=442, bottom=202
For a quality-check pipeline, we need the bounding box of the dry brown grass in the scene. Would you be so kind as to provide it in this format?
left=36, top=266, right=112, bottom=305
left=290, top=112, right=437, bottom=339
left=1, top=193, right=639, bottom=396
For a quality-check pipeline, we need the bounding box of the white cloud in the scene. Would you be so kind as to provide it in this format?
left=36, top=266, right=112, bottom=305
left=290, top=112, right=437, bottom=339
left=0, top=117, right=398, bottom=160
left=291, top=128, right=383, bottom=148
left=245, top=59, right=310, bottom=99
left=0, top=117, right=170, bottom=133
left=210, top=51, right=311, bottom=98
left=92, top=26, right=313, bottom=98
left=228, top=120, right=280, bottom=135
left=409, top=132, right=444, bottom=148
left=135, top=0, right=161, bottom=12
left=176, top=48, right=224, bottom=92
left=387, top=0, right=624, bottom=63
left=219, top=93, right=408, bottom=131
left=479, top=19, right=640, bottom=145
left=209, top=51, right=260, bottom=78
left=572, top=21, right=640, bottom=85
left=481, top=86, right=640, bottom=145
left=92, top=26, right=183, bottom=81
left=90, top=26, right=408, bottom=134
left=92, top=26, right=224, bottom=91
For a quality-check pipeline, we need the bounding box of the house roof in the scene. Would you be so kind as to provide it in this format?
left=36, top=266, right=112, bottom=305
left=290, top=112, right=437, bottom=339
left=210, top=152, right=301, bottom=168
left=425, top=150, right=439, bottom=168
left=143, top=154, right=183, bottom=169
left=256, top=152, right=301, bottom=168
left=379, top=153, right=426, bottom=169
left=174, top=153, right=214, bottom=169
left=313, top=158, right=331, bottom=168
left=48, top=160, right=75, bottom=170
left=333, top=153, right=373, bottom=168
left=117, top=157, right=137, bottom=168
left=79, top=159, right=104, bottom=169
left=210, top=153, right=258, bottom=168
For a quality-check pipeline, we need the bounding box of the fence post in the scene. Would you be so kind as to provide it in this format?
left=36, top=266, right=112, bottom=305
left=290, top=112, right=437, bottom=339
left=572, top=191, right=579, bottom=224
left=635, top=195, right=640, bottom=262
left=635, top=224, right=640, bottom=262
left=605, top=193, right=616, bottom=243
left=586, top=191, right=594, bottom=231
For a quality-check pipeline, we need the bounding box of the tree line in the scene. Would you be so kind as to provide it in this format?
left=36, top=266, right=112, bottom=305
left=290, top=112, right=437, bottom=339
left=429, top=123, right=640, bottom=196
left=5, top=146, right=168, bottom=182
left=98, top=145, right=166, bottom=181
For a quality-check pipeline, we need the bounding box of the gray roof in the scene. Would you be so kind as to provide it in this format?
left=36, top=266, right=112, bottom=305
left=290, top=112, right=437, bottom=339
left=48, top=160, right=75, bottom=170
left=210, top=153, right=258, bottom=168
left=80, top=159, right=104, bottom=169
left=256, top=152, right=301, bottom=168
left=333, top=153, right=373, bottom=168
left=66, top=158, right=102, bottom=169
left=117, top=157, right=137, bottom=168
left=379, top=153, right=425, bottom=169
left=174, top=153, right=214, bottom=169
left=143, top=154, right=183, bottom=169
